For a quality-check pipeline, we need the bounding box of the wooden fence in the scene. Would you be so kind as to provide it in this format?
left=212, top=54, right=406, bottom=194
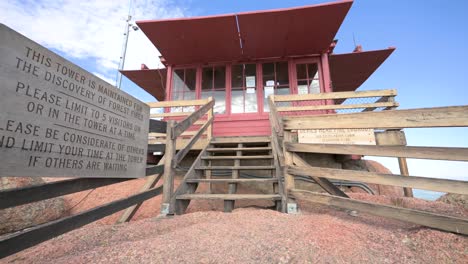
left=0, top=98, right=215, bottom=259
left=269, top=91, right=468, bottom=235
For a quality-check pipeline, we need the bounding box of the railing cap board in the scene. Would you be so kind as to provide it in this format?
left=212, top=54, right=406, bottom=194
left=147, top=98, right=210, bottom=108
left=283, top=105, right=468, bottom=130
left=273, top=89, right=397, bottom=102
left=277, top=101, right=398, bottom=112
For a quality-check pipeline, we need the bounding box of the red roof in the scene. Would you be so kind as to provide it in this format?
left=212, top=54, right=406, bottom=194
left=330, top=48, right=395, bottom=92
left=137, top=0, right=353, bottom=65
left=120, top=69, right=166, bottom=100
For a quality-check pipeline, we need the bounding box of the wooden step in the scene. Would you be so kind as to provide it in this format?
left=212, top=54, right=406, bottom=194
left=176, top=194, right=281, bottom=200
left=201, top=155, right=273, bottom=160
left=186, top=178, right=278, bottom=183
left=206, top=147, right=272, bottom=152
left=196, top=166, right=275, bottom=170
left=211, top=137, right=270, bottom=144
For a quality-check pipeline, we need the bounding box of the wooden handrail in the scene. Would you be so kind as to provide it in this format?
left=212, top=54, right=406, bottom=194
left=173, top=117, right=214, bottom=167
left=173, top=98, right=215, bottom=138
left=283, top=105, right=468, bottom=130
left=285, top=143, right=468, bottom=161
left=147, top=98, right=210, bottom=108
left=291, top=189, right=468, bottom=235
left=273, top=89, right=397, bottom=102
left=277, top=101, right=398, bottom=112
left=288, top=165, right=468, bottom=195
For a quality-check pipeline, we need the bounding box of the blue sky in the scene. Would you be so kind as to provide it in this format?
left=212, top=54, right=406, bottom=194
left=1, top=0, right=467, bottom=196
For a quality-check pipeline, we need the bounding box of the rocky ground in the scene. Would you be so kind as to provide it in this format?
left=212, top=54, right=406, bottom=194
left=2, top=190, right=467, bottom=263
left=0, top=183, right=468, bottom=263
left=1, top=160, right=467, bottom=263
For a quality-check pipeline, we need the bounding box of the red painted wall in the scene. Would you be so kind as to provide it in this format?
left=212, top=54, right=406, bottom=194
left=165, top=55, right=330, bottom=137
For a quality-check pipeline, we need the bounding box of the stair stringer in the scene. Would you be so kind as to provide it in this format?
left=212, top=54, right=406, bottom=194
left=171, top=144, right=210, bottom=215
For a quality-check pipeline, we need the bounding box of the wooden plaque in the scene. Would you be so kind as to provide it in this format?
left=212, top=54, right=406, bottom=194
left=0, top=24, right=150, bottom=178
left=298, top=129, right=376, bottom=145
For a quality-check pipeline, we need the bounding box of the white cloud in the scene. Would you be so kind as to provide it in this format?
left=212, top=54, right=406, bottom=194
left=93, top=72, right=116, bottom=85
left=0, top=0, right=186, bottom=82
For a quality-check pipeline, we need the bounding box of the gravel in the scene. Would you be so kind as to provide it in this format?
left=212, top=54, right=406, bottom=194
left=3, top=192, right=467, bottom=264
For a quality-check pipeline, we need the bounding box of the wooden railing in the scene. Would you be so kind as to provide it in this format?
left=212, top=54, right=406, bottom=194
left=159, top=97, right=215, bottom=214
left=272, top=88, right=398, bottom=113
left=0, top=119, right=169, bottom=259
left=274, top=104, right=468, bottom=235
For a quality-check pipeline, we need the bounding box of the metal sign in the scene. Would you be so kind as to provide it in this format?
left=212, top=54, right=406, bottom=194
left=0, top=24, right=150, bottom=178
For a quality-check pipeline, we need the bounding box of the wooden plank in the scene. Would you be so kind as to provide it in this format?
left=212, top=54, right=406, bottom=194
left=268, top=96, right=284, bottom=136
left=290, top=189, right=468, bottom=235
left=206, top=147, right=272, bottom=152
left=149, top=119, right=167, bottom=133
left=291, top=154, right=349, bottom=198
left=287, top=165, right=468, bottom=195
left=207, top=96, right=213, bottom=140
left=173, top=99, right=215, bottom=138
left=0, top=178, right=129, bottom=210
left=277, top=102, right=398, bottom=112
left=271, top=131, right=287, bottom=212
left=117, top=156, right=165, bottom=223
left=186, top=178, right=278, bottom=183
left=145, top=164, right=164, bottom=175
left=282, top=130, right=296, bottom=205
left=147, top=99, right=209, bottom=108
left=286, top=143, right=468, bottom=161
left=362, top=97, right=391, bottom=112
left=150, top=112, right=191, bottom=118
left=283, top=106, right=468, bottom=130
left=375, top=130, right=407, bottom=146
left=398, top=157, right=414, bottom=197
left=149, top=130, right=207, bottom=138
left=176, top=194, right=281, bottom=200
left=172, top=145, right=209, bottom=215
left=274, top=89, right=397, bottom=102
left=161, top=121, right=176, bottom=214
left=0, top=186, right=163, bottom=259
left=147, top=144, right=165, bottom=153
left=172, top=117, right=213, bottom=166
left=201, top=155, right=273, bottom=160
left=225, top=143, right=242, bottom=212
left=196, top=166, right=275, bottom=170
left=211, top=136, right=271, bottom=143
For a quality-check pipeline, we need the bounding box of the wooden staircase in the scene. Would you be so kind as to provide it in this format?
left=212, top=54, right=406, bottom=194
left=173, top=136, right=285, bottom=214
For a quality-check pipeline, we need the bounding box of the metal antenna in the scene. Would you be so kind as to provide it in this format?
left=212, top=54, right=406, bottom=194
left=116, top=0, right=135, bottom=89
left=353, top=32, right=357, bottom=48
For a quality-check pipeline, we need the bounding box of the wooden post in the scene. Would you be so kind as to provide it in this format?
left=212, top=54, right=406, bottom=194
left=282, top=130, right=297, bottom=213
left=161, top=120, right=176, bottom=215
left=224, top=143, right=242, bottom=212
left=117, top=156, right=165, bottom=223
left=207, top=96, right=214, bottom=141
left=398, top=157, right=414, bottom=197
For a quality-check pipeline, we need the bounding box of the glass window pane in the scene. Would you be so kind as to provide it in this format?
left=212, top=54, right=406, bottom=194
left=214, top=66, right=226, bottom=89
left=262, top=63, right=274, bottom=86
left=245, top=90, right=257, bottom=113
left=245, top=64, right=256, bottom=78
left=231, top=89, right=244, bottom=113
left=173, top=69, right=185, bottom=93
left=310, top=79, right=320, bottom=94
left=277, top=62, right=289, bottom=85
left=214, top=91, right=226, bottom=114
left=307, top=63, right=319, bottom=80
left=296, top=64, right=307, bottom=80
left=173, top=68, right=196, bottom=93
left=185, top=68, right=196, bottom=91
left=231, top=65, right=243, bottom=88
left=202, top=67, right=213, bottom=90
